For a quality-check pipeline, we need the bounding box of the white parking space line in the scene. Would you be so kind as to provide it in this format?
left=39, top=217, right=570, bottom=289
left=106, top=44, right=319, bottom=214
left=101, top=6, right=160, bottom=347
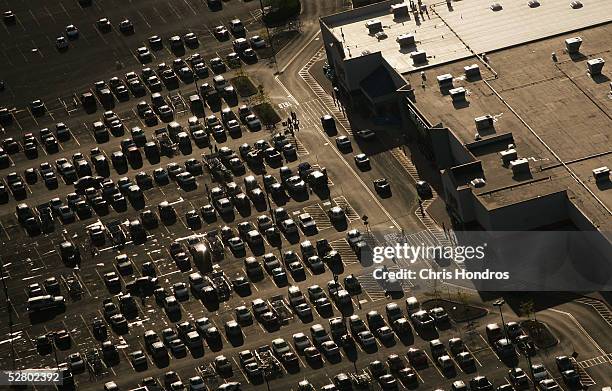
left=182, top=0, right=198, bottom=15
left=58, top=2, right=71, bottom=18
left=0, top=45, right=14, bottom=67
left=78, top=31, right=92, bottom=46
left=0, top=18, right=9, bottom=34
left=424, top=351, right=446, bottom=378
left=152, top=7, right=167, bottom=24
left=167, top=3, right=183, bottom=21
left=74, top=0, right=87, bottom=15
left=28, top=9, right=41, bottom=28
left=203, top=23, right=216, bottom=39
left=464, top=343, right=483, bottom=367
left=16, top=46, right=28, bottom=63
left=43, top=7, right=57, bottom=24
left=15, top=16, right=26, bottom=32
left=232, top=356, right=249, bottom=380
left=136, top=10, right=152, bottom=29
left=93, top=25, right=109, bottom=45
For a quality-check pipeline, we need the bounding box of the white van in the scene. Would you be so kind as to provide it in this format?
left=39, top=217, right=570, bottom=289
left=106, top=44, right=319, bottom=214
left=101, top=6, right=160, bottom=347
left=405, top=296, right=420, bottom=315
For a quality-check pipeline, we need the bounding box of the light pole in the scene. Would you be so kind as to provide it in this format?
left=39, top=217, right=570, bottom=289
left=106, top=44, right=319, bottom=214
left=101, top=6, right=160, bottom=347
left=260, top=169, right=274, bottom=219
left=519, top=340, right=536, bottom=391
left=0, top=257, right=16, bottom=370
left=493, top=299, right=508, bottom=340
left=258, top=0, right=279, bottom=74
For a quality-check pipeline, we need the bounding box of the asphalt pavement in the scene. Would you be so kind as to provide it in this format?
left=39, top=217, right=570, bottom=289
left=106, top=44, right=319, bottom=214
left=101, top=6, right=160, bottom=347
left=0, top=0, right=610, bottom=390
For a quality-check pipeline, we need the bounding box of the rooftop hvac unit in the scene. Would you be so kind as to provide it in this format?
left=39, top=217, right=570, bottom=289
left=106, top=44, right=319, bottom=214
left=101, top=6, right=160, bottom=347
left=449, top=87, right=466, bottom=102
left=470, top=178, right=486, bottom=188
left=436, top=74, right=454, bottom=88
left=365, top=19, right=383, bottom=34
left=464, top=64, right=481, bottom=78
left=391, top=3, right=409, bottom=18
left=411, top=50, right=427, bottom=64
left=375, top=31, right=388, bottom=40
left=510, top=158, right=530, bottom=176
left=396, top=33, right=415, bottom=48
left=592, top=166, right=610, bottom=182
left=565, top=37, right=582, bottom=54
left=475, top=115, right=494, bottom=131
left=527, top=0, right=540, bottom=8
left=499, top=148, right=517, bottom=166
left=570, top=0, right=583, bottom=9
left=587, top=58, right=605, bottom=76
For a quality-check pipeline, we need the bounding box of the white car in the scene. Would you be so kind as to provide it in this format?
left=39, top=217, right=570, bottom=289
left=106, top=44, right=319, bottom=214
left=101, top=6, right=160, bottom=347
left=137, top=47, right=151, bottom=62
left=532, top=364, right=550, bottom=383
left=271, top=338, right=290, bottom=357
left=229, top=19, right=245, bottom=35
left=56, top=36, right=69, bottom=50
left=292, top=332, right=312, bottom=354
left=189, top=376, right=206, bottom=391
left=281, top=219, right=298, bottom=235
left=328, top=206, right=346, bottom=222
left=65, top=24, right=79, bottom=39
left=249, top=35, right=266, bottom=49
left=355, top=128, right=376, bottom=140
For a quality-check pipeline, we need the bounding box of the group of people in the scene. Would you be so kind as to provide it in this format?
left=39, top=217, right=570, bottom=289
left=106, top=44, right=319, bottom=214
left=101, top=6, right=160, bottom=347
left=283, top=110, right=300, bottom=135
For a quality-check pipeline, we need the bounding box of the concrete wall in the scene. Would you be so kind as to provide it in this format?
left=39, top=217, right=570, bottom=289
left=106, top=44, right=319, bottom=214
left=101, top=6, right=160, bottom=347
left=320, top=19, right=348, bottom=91
left=430, top=127, right=476, bottom=170
left=566, top=197, right=598, bottom=231
left=320, top=0, right=403, bottom=28
left=381, top=57, right=409, bottom=88
left=344, top=52, right=387, bottom=91
left=485, top=190, right=569, bottom=230
left=440, top=181, right=573, bottom=231
left=448, top=130, right=476, bottom=166
left=353, top=0, right=388, bottom=8
left=566, top=199, right=612, bottom=287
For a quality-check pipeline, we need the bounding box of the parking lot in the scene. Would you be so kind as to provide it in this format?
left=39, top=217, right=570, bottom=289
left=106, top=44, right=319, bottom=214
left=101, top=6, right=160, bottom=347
left=0, top=0, right=267, bottom=108
left=1, top=0, right=611, bottom=390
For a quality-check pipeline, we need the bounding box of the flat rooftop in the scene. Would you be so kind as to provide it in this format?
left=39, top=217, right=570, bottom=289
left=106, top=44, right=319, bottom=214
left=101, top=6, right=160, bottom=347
left=325, top=1, right=473, bottom=74
left=404, top=23, right=612, bottom=229
left=323, top=0, right=612, bottom=74
left=433, top=0, right=612, bottom=54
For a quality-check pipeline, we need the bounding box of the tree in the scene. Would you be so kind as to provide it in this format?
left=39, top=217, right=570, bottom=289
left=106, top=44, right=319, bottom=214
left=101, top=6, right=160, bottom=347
left=262, top=0, right=301, bottom=26
left=254, top=84, right=269, bottom=105
left=520, top=299, right=535, bottom=321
